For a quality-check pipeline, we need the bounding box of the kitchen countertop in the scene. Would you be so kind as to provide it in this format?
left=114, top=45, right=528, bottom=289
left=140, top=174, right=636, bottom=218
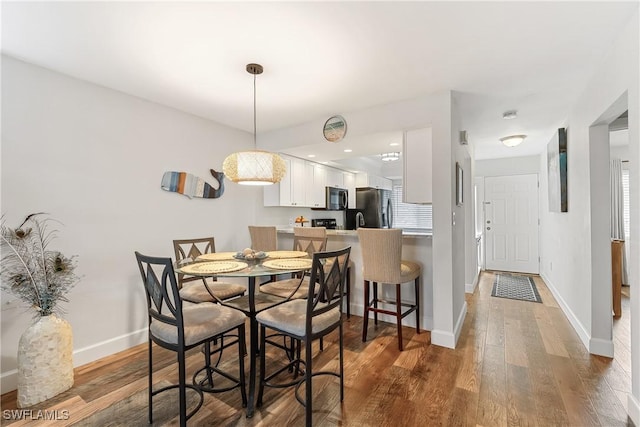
left=276, top=227, right=432, bottom=238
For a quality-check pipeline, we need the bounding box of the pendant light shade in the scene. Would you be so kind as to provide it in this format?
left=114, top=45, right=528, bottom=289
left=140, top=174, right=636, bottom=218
left=223, top=63, right=286, bottom=185
left=223, top=150, right=286, bottom=185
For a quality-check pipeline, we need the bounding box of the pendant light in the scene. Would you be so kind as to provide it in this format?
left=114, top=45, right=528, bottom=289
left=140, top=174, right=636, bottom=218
left=222, top=63, right=286, bottom=185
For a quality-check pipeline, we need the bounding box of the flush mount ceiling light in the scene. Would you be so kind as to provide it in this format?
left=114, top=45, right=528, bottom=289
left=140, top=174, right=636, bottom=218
left=381, top=152, right=400, bottom=162
left=222, top=63, right=286, bottom=185
left=502, top=110, right=518, bottom=120
left=500, top=134, right=527, bottom=147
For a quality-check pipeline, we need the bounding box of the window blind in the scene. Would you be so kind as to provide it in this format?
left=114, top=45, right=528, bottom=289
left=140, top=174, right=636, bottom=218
left=391, top=184, right=432, bottom=231
left=622, top=168, right=630, bottom=239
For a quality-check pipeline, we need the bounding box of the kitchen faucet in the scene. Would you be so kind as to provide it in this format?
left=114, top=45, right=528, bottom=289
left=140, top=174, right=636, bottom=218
left=355, top=212, right=365, bottom=229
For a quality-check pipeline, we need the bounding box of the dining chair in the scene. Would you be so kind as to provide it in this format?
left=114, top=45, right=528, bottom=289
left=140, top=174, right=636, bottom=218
left=255, top=247, right=351, bottom=427
left=173, top=237, right=246, bottom=303
left=357, top=228, right=421, bottom=351
left=259, top=227, right=327, bottom=299
left=134, top=252, right=247, bottom=427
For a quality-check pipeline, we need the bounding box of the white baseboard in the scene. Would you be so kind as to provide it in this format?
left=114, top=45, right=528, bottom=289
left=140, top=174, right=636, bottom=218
left=431, top=301, right=467, bottom=349
left=1, top=328, right=147, bottom=394
left=628, top=393, right=640, bottom=426
left=540, top=273, right=613, bottom=358
left=465, top=269, right=481, bottom=294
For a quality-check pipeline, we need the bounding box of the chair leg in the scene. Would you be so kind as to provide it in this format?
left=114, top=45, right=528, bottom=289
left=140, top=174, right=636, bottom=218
left=396, top=283, right=403, bottom=351
left=148, top=338, right=153, bottom=424
left=339, top=321, right=344, bottom=402
left=305, top=337, right=313, bottom=427
left=257, top=324, right=267, bottom=407
left=373, top=282, right=379, bottom=325
left=362, top=280, right=370, bottom=342
left=204, top=340, right=214, bottom=388
left=415, top=277, right=420, bottom=334
left=178, top=348, right=187, bottom=427
left=238, top=324, right=248, bottom=407
left=346, top=266, right=351, bottom=318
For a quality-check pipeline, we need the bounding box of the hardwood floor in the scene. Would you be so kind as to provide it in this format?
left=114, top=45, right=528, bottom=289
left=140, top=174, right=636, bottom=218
left=1, top=271, right=634, bottom=426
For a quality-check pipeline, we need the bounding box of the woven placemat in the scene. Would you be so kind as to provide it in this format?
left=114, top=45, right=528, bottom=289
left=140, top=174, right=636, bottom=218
left=195, top=252, right=237, bottom=261
left=262, top=258, right=313, bottom=270
left=265, top=250, right=308, bottom=259
left=180, top=261, right=248, bottom=275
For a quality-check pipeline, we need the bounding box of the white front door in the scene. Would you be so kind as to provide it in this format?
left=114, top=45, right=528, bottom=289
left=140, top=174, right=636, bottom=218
left=484, top=174, right=539, bottom=274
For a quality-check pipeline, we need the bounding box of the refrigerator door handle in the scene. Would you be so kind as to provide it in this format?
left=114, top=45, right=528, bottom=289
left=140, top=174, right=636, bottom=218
left=387, top=199, right=393, bottom=228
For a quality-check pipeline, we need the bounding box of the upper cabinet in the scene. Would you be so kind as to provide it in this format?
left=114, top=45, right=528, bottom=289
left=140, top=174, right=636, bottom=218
left=355, top=172, right=392, bottom=191
left=343, top=172, right=356, bottom=208
left=264, top=155, right=306, bottom=206
left=403, top=127, right=432, bottom=203
left=264, top=155, right=350, bottom=208
left=306, top=162, right=327, bottom=208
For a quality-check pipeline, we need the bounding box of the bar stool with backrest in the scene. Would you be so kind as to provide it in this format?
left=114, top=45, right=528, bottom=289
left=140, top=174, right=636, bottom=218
left=173, top=237, right=246, bottom=303
left=248, top=225, right=278, bottom=283
left=134, top=252, right=247, bottom=427
left=357, top=228, right=421, bottom=351
left=259, top=227, right=327, bottom=299
left=255, top=246, right=351, bottom=427
left=248, top=225, right=277, bottom=252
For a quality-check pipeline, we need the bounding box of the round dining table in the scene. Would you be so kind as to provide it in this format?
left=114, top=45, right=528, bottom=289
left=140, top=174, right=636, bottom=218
left=176, top=250, right=312, bottom=418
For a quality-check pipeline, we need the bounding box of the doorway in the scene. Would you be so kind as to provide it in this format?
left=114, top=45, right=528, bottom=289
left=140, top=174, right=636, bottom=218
left=484, top=174, right=539, bottom=274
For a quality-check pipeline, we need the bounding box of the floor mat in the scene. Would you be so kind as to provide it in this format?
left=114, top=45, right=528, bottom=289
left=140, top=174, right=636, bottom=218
left=491, top=273, right=542, bottom=303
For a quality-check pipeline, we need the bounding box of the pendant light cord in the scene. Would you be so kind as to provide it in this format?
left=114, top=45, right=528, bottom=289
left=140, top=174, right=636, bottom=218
left=253, top=73, right=257, bottom=148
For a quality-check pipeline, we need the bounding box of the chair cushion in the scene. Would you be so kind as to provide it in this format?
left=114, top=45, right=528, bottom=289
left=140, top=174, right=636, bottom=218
left=259, top=277, right=310, bottom=299
left=150, top=302, right=245, bottom=346
left=179, top=281, right=245, bottom=303
left=400, top=261, right=421, bottom=282
left=256, top=299, right=339, bottom=337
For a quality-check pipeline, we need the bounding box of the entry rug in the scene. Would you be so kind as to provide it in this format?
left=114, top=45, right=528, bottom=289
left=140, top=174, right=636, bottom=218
left=491, top=273, right=542, bottom=303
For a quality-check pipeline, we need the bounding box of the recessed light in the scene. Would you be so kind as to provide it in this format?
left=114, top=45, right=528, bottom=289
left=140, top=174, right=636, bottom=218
left=503, top=110, right=518, bottom=120
left=307, top=154, right=316, bottom=158
left=390, top=142, right=400, bottom=147
left=344, top=149, right=352, bottom=153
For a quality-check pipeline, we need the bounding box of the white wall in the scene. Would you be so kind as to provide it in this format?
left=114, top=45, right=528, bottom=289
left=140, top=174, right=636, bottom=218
left=0, top=56, right=263, bottom=392
left=537, top=10, right=639, bottom=424
left=475, top=155, right=540, bottom=177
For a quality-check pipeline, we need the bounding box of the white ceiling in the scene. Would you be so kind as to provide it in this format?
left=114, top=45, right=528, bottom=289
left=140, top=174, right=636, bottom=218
left=2, top=1, right=637, bottom=162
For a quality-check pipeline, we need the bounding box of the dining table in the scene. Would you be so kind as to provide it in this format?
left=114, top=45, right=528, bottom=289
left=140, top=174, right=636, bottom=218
left=176, top=250, right=312, bottom=418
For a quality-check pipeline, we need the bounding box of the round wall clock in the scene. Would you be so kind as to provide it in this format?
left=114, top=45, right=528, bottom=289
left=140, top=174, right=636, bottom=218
left=323, top=115, right=347, bottom=143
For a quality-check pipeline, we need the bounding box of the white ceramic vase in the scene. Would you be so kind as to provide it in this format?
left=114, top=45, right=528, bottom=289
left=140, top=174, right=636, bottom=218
left=17, top=314, right=74, bottom=408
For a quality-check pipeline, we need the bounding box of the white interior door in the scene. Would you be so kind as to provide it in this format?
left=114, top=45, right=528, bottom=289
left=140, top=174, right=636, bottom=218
left=484, top=174, right=539, bottom=274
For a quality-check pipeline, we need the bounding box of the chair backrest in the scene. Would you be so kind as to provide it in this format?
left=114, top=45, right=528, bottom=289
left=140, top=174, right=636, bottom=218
left=293, top=226, right=327, bottom=256
left=357, top=228, right=403, bottom=284
left=248, top=226, right=277, bottom=252
left=134, top=252, right=184, bottom=340
left=305, top=246, right=351, bottom=331
left=172, top=237, right=216, bottom=288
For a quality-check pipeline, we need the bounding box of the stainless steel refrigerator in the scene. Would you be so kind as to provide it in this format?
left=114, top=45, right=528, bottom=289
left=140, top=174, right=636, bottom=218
left=355, top=187, right=393, bottom=228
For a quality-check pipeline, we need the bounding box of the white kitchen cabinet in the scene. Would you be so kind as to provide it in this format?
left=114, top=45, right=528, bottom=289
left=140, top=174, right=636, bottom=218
left=355, top=172, right=392, bottom=191
left=325, top=167, right=344, bottom=188
left=306, top=162, right=327, bottom=208
left=263, top=155, right=306, bottom=206
left=403, top=127, right=432, bottom=203
left=343, top=172, right=356, bottom=208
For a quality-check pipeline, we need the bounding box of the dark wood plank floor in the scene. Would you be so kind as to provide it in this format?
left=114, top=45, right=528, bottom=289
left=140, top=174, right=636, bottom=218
left=1, top=271, right=634, bottom=426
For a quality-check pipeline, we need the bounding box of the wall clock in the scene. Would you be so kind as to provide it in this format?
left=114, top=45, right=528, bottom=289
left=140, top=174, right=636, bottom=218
left=323, top=115, right=347, bottom=143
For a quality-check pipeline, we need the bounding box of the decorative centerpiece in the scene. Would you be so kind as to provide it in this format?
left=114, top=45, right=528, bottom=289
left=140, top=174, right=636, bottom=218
left=0, top=213, right=79, bottom=407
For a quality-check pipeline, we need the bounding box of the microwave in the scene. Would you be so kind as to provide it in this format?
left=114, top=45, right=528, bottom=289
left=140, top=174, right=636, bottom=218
left=324, top=187, right=348, bottom=210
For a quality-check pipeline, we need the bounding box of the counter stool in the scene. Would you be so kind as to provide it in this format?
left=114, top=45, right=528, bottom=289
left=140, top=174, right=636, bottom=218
left=357, top=228, right=421, bottom=351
